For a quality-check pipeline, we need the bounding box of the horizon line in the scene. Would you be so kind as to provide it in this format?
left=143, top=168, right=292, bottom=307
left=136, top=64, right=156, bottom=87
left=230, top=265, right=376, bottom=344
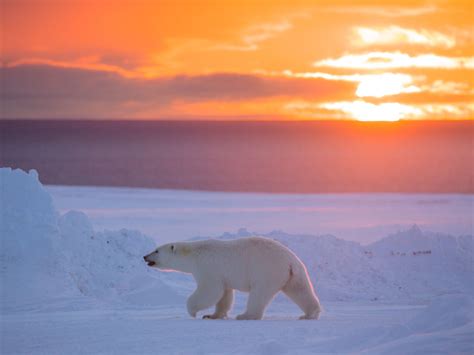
left=1, top=118, right=473, bottom=123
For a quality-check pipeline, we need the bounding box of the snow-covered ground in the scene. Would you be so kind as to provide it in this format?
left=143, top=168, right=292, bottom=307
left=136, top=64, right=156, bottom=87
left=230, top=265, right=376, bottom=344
left=4, top=298, right=473, bottom=354
left=1, top=168, right=473, bottom=354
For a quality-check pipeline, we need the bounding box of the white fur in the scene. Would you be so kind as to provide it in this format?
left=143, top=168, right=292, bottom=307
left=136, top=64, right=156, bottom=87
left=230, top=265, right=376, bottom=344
left=144, top=237, right=322, bottom=320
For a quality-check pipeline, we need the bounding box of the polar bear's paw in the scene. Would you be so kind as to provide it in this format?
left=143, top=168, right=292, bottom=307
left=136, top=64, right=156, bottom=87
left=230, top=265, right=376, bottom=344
left=299, top=311, right=320, bottom=320
left=202, top=313, right=227, bottom=320
left=236, top=313, right=262, bottom=320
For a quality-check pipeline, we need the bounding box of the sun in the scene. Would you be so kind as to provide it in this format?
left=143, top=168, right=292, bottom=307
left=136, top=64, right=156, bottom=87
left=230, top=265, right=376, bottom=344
left=322, top=100, right=423, bottom=122
left=355, top=73, right=420, bottom=98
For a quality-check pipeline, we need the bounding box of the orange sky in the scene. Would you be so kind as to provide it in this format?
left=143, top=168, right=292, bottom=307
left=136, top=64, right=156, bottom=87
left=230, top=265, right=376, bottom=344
left=1, top=0, right=473, bottom=120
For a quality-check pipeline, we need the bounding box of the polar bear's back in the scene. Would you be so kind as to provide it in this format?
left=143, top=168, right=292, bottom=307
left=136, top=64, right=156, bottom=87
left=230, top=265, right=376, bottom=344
left=194, top=237, right=298, bottom=264
left=191, top=237, right=303, bottom=292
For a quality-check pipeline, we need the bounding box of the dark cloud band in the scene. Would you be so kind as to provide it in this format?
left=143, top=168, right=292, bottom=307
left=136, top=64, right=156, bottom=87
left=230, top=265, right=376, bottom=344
left=1, top=64, right=356, bottom=119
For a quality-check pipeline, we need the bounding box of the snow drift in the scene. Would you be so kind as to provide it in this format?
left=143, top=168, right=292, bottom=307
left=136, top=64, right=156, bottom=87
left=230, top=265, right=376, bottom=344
left=1, top=168, right=78, bottom=308
left=0, top=168, right=183, bottom=311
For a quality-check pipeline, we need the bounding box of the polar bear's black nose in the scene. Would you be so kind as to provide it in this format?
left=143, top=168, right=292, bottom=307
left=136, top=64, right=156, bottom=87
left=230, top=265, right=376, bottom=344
left=143, top=256, right=147, bottom=261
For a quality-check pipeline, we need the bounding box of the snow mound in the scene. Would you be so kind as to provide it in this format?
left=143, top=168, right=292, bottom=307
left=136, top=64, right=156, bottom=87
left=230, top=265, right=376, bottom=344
left=0, top=168, right=182, bottom=311
left=205, top=227, right=473, bottom=302
left=368, top=226, right=474, bottom=298
left=0, top=168, right=78, bottom=308
left=0, top=168, right=58, bottom=263
left=60, top=211, right=182, bottom=306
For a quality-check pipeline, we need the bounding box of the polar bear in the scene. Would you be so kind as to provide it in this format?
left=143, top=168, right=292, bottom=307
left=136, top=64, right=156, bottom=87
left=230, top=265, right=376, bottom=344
left=144, top=237, right=322, bottom=320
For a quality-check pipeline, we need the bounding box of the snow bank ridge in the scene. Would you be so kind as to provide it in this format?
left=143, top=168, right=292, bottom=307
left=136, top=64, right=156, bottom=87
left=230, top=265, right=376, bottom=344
left=1, top=168, right=182, bottom=311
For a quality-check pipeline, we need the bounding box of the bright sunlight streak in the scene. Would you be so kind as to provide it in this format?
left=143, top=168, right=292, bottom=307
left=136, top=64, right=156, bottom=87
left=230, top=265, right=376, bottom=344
left=321, top=100, right=423, bottom=121
left=355, top=73, right=421, bottom=98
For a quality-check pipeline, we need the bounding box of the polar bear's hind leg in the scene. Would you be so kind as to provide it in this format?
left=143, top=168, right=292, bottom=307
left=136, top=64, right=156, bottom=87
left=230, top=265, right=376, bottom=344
left=203, top=288, right=234, bottom=319
left=236, top=287, right=278, bottom=320
left=282, top=269, right=321, bottom=320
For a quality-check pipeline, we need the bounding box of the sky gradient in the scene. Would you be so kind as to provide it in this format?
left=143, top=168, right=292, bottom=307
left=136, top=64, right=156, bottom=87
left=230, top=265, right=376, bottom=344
left=1, top=0, right=473, bottom=121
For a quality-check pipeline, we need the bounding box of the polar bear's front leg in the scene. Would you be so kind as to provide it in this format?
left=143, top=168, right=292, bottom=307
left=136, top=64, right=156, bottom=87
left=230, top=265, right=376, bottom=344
left=236, top=287, right=277, bottom=320
left=203, top=288, right=234, bottom=319
left=187, top=282, right=224, bottom=318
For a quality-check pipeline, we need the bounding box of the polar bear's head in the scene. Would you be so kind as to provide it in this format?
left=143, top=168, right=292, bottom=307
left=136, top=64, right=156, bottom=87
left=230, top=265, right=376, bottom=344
left=143, top=243, right=193, bottom=272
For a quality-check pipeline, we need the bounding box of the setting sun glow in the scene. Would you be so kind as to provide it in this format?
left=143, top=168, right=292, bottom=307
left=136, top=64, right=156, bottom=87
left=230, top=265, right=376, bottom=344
left=1, top=0, right=473, bottom=121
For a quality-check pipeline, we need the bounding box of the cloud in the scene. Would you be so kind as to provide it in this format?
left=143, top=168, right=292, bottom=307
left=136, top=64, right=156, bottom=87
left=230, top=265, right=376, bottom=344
left=320, top=100, right=422, bottom=121
left=157, top=17, right=296, bottom=70
left=323, top=5, right=438, bottom=17
left=313, top=52, right=474, bottom=70
left=352, top=26, right=456, bottom=48
left=215, top=20, right=293, bottom=52
left=367, top=91, right=474, bottom=105
left=6, top=57, right=138, bottom=77
left=286, top=99, right=473, bottom=121
left=283, top=70, right=422, bottom=98
left=321, top=100, right=474, bottom=121
left=0, top=63, right=356, bottom=119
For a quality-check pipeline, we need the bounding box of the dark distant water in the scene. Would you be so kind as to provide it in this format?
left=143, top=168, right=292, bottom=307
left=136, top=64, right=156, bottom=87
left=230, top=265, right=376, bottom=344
left=1, top=120, right=472, bottom=193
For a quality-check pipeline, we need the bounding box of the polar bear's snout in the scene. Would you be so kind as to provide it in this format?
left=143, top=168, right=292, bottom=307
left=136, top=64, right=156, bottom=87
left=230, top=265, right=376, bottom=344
left=143, top=255, right=156, bottom=266
left=143, top=253, right=157, bottom=267
left=144, top=244, right=179, bottom=269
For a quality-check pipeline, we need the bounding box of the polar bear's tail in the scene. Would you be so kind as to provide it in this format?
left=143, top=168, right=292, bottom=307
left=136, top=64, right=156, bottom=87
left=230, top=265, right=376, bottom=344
left=282, top=261, right=322, bottom=320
